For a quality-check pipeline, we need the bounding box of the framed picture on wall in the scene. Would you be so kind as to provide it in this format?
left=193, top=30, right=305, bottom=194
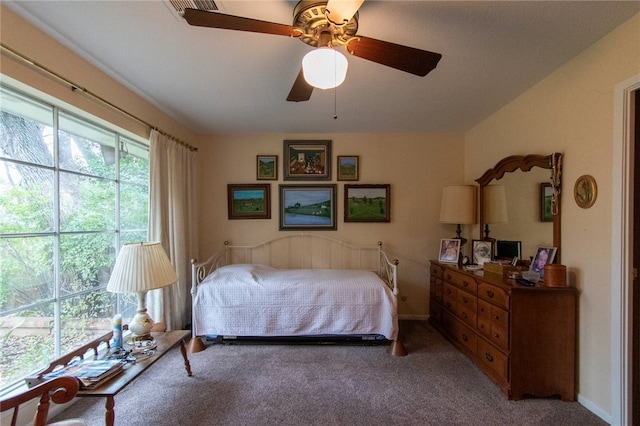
left=540, top=182, right=553, bottom=222
left=257, top=155, right=277, bottom=180
left=283, top=140, right=331, bottom=181
left=227, top=184, right=271, bottom=220
left=344, top=184, right=390, bottom=222
left=279, top=184, right=337, bottom=230
left=337, top=156, right=359, bottom=181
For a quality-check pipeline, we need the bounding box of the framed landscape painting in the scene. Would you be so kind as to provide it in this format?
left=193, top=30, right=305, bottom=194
left=257, top=155, right=277, bottom=180
left=337, top=155, right=359, bottom=181
left=227, top=184, right=271, bottom=219
left=283, top=140, right=331, bottom=181
left=279, top=184, right=337, bottom=230
left=540, top=182, right=553, bottom=222
left=344, top=184, right=390, bottom=222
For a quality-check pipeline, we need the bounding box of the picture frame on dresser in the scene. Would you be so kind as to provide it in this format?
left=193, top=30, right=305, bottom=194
left=438, top=239, right=460, bottom=263
left=472, top=239, right=493, bottom=265
left=530, top=246, right=557, bottom=278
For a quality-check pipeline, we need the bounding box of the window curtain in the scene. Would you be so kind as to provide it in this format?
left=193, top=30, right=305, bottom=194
left=147, top=129, right=197, bottom=331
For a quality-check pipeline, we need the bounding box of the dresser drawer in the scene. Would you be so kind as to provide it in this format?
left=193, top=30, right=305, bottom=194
left=452, top=319, right=477, bottom=355
left=443, top=283, right=457, bottom=313
left=444, top=269, right=478, bottom=294
left=477, top=339, right=508, bottom=383
left=478, top=299, right=508, bottom=329
left=430, top=263, right=444, bottom=279
left=430, top=277, right=443, bottom=303
left=478, top=282, right=509, bottom=310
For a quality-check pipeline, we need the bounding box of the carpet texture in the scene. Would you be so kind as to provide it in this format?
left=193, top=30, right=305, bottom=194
left=51, top=320, right=605, bottom=425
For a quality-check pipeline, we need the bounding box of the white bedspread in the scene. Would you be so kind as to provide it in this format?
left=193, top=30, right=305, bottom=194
left=193, top=264, right=398, bottom=340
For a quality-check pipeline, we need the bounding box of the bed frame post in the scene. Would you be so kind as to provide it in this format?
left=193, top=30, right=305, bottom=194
left=188, top=258, right=206, bottom=353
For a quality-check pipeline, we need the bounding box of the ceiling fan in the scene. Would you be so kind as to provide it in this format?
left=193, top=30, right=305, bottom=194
left=182, top=0, right=442, bottom=102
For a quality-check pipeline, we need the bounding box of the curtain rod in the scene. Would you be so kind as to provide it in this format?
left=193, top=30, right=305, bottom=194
left=1, top=43, right=198, bottom=152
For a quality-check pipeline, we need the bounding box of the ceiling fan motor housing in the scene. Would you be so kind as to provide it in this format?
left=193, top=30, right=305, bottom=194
left=293, top=1, right=359, bottom=48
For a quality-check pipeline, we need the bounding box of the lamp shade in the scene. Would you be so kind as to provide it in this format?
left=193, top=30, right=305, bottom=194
left=107, top=242, right=178, bottom=294
left=439, top=185, right=477, bottom=225
left=484, top=185, right=508, bottom=224
left=302, top=48, right=348, bottom=89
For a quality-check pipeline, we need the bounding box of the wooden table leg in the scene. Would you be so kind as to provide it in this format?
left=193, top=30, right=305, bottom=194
left=105, top=396, right=115, bottom=426
left=179, top=339, right=193, bottom=377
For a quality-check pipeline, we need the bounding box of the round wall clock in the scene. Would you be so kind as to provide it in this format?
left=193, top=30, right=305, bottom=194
left=574, top=175, right=597, bottom=209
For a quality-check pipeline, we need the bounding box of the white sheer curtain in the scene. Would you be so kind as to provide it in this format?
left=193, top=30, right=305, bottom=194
left=147, top=129, right=197, bottom=331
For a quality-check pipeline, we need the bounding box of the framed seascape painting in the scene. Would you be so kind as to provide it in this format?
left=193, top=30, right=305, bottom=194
left=227, top=184, right=271, bottom=220
left=283, top=140, right=331, bottom=181
left=279, top=184, right=337, bottom=230
left=257, top=155, right=277, bottom=180
left=337, top=156, right=359, bottom=181
left=344, top=184, right=390, bottom=222
left=439, top=239, right=460, bottom=263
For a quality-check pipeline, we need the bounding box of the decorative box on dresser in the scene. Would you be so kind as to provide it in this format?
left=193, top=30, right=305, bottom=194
left=429, top=260, right=577, bottom=401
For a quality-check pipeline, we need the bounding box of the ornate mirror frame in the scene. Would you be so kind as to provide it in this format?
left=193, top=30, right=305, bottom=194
left=475, top=153, right=563, bottom=263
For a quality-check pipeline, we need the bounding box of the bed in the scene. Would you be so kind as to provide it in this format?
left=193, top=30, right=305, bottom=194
left=189, top=233, right=404, bottom=354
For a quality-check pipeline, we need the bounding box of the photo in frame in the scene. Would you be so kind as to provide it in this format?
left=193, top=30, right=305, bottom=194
left=257, top=155, right=277, bottom=180
left=439, top=239, right=460, bottom=263
left=337, top=156, right=359, bottom=181
left=283, top=140, right=331, bottom=181
left=472, top=239, right=493, bottom=265
left=540, top=182, right=553, bottom=222
left=227, top=184, right=271, bottom=220
left=344, top=184, right=390, bottom=222
left=279, top=184, right=337, bottom=230
left=530, top=246, right=557, bottom=278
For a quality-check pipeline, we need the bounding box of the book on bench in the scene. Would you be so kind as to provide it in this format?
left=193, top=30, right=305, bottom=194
left=35, top=359, right=125, bottom=389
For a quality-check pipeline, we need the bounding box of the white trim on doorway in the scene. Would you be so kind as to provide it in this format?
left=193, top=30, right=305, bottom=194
left=611, top=72, right=639, bottom=426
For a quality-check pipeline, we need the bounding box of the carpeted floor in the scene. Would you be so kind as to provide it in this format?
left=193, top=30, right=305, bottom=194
left=52, top=320, right=606, bottom=426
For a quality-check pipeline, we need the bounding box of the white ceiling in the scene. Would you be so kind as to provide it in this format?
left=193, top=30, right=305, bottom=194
left=4, top=1, right=640, bottom=135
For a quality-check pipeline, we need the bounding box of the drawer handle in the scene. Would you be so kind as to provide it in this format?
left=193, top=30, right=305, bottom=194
left=463, top=281, right=469, bottom=287
left=447, top=274, right=452, bottom=280
left=462, top=297, right=468, bottom=303
left=462, top=312, right=468, bottom=319
left=479, top=324, right=485, bottom=329
left=485, top=352, right=494, bottom=362
left=494, top=315, right=500, bottom=320
left=462, top=334, right=468, bottom=342
left=486, top=290, right=494, bottom=298
left=445, top=302, right=451, bottom=309
left=494, top=333, right=500, bottom=339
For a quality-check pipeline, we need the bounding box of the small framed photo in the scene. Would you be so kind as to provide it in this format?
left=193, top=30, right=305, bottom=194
left=283, top=140, right=331, bottom=181
left=439, top=239, right=460, bottom=263
left=472, top=240, right=493, bottom=265
left=344, top=184, right=390, bottom=222
left=337, top=156, right=359, bottom=181
left=530, top=246, right=557, bottom=278
left=279, top=184, right=337, bottom=230
left=227, top=184, right=271, bottom=220
left=257, top=155, right=278, bottom=180
left=540, top=183, right=553, bottom=222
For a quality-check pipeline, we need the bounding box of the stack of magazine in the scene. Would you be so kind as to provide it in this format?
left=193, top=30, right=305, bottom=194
left=40, top=359, right=125, bottom=389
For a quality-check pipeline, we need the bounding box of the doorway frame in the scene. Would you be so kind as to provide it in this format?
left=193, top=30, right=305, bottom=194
left=611, top=72, right=639, bottom=426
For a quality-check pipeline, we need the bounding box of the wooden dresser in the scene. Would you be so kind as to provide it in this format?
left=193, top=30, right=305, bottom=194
left=429, top=260, right=577, bottom=401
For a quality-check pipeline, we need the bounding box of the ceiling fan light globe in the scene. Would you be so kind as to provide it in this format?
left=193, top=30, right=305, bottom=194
left=302, top=48, right=348, bottom=90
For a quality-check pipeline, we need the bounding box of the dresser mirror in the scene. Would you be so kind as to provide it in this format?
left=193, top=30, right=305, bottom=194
left=475, top=153, right=562, bottom=263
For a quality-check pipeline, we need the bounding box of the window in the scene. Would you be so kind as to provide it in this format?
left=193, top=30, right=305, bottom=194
left=0, top=85, right=149, bottom=390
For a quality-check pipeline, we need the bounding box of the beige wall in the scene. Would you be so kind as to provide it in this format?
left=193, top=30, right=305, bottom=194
left=466, top=11, right=640, bottom=421
left=197, top=133, right=465, bottom=318
left=0, top=6, right=197, bottom=145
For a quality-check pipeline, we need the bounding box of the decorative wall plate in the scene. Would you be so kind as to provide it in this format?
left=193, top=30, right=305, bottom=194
left=574, top=175, right=597, bottom=208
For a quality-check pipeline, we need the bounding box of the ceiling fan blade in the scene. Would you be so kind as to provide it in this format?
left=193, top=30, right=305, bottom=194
left=287, top=69, right=313, bottom=102
left=346, top=36, right=442, bottom=77
left=325, top=0, right=365, bottom=25
left=183, top=8, right=302, bottom=38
